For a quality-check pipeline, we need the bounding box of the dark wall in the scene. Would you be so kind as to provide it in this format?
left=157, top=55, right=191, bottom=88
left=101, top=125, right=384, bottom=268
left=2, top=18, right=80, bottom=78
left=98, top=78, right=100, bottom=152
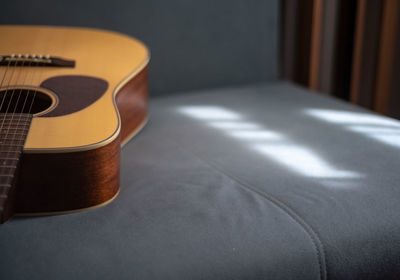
left=2, top=0, right=278, bottom=96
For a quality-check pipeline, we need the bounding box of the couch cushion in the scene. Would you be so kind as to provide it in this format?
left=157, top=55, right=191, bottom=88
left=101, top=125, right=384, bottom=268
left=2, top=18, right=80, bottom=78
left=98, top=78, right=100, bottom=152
left=1, top=82, right=400, bottom=279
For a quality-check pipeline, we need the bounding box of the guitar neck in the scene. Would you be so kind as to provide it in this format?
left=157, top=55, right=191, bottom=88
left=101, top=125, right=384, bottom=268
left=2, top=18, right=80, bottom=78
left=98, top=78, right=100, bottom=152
left=0, top=113, right=32, bottom=222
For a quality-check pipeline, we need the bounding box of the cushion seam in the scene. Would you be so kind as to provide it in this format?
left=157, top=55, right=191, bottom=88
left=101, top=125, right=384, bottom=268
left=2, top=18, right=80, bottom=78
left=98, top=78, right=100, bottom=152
left=180, top=146, right=328, bottom=280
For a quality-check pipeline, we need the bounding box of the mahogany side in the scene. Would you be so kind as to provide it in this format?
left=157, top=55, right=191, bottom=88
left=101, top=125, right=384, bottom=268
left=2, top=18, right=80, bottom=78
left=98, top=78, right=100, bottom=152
left=15, top=135, right=120, bottom=214
left=116, top=65, right=148, bottom=143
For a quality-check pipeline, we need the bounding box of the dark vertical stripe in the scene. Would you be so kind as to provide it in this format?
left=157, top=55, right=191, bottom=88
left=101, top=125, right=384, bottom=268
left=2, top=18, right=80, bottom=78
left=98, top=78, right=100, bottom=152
left=388, top=2, right=400, bottom=119
left=295, top=0, right=314, bottom=85
left=350, top=0, right=382, bottom=108
left=374, top=0, right=399, bottom=114
left=309, top=0, right=324, bottom=90
left=280, top=0, right=313, bottom=85
left=281, top=0, right=300, bottom=81
left=319, top=0, right=340, bottom=95
left=331, top=0, right=357, bottom=100
left=350, top=0, right=366, bottom=104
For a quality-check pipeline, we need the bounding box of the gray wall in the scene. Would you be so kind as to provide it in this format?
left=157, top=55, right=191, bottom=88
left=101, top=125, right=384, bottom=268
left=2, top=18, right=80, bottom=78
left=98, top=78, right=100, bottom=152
left=2, top=0, right=278, bottom=96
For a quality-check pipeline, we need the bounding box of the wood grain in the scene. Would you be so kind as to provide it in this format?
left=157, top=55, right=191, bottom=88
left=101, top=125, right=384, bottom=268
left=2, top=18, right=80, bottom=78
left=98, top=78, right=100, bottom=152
left=117, top=66, right=148, bottom=144
left=15, top=135, right=120, bottom=214
left=309, top=0, right=323, bottom=91
left=374, top=0, right=399, bottom=114
left=350, top=0, right=382, bottom=108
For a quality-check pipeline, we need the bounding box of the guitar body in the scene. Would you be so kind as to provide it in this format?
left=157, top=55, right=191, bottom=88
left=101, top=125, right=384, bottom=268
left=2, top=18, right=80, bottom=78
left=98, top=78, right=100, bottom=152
left=0, top=25, right=149, bottom=222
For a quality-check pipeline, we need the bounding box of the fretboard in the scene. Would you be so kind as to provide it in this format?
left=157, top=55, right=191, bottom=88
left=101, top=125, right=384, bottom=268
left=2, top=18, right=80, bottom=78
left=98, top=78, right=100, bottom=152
left=0, top=113, right=32, bottom=222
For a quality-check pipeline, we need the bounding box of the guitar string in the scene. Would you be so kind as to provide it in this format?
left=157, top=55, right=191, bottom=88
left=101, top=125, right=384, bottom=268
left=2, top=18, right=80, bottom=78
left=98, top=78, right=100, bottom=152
left=0, top=57, right=13, bottom=111
left=1, top=56, right=27, bottom=138
left=10, top=54, right=46, bottom=153
left=27, top=32, right=59, bottom=116
left=1, top=54, right=46, bottom=199
left=0, top=56, right=32, bottom=193
left=14, top=48, right=54, bottom=174
left=0, top=58, right=12, bottom=198
left=0, top=56, right=26, bottom=196
left=3, top=55, right=32, bottom=137
left=27, top=56, right=46, bottom=115
left=12, top=55, right=43, bottom=157
left=13, top=33, right=58, bottom=140
left=19, top=56, right=41, bottom=121
left=2, top=33, right=57, bottom=199
left=3, top=55, right=34, bottom=165
left=0, top=56, right=19, bottom=131
left=0, top=57, right=26, bottom=142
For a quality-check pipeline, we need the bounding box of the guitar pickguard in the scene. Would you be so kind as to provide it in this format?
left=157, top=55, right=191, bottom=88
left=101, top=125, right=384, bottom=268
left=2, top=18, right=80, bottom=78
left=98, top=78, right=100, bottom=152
left=41, top=75, right=108, bottom=117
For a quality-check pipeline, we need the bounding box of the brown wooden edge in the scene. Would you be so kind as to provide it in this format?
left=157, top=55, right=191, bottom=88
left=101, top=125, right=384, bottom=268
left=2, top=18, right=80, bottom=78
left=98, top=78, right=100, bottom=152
left=350, top=0, right=383, bottom=108
left=374, top=0, right=399, bottom=114
left=350, top=0, right=367, bottom=104
left=309, top=0, right=323, bottom=90
left=15, top=134, right=120, bottom=214
left=116, top=65, right=148, bottom=144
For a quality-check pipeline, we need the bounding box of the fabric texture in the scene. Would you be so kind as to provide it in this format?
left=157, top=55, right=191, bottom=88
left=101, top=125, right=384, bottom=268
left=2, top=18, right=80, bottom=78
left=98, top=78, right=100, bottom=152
left=1, top=82, right=400, bottom=279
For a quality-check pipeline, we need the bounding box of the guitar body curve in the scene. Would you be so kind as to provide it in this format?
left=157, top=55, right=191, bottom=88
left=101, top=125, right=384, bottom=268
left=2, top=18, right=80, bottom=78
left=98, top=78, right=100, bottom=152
left=0, top=25, right=149, bottom=221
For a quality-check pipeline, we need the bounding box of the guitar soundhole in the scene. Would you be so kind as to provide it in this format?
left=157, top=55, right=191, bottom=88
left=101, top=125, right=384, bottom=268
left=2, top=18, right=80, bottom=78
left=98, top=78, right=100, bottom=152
left=0, top=88, right=54, bottom=115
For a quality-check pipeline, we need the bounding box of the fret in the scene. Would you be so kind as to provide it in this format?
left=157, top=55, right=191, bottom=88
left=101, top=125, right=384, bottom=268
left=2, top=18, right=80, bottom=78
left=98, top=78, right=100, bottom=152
left=0, top=150, right=22, bottom=154
left=0, top=113, right=31, bottom=118
left=0, top=155, right=22, bottom=160
left=0, top=135, right=26, bottom=139
left=0, top=120, right=31, bottom=124
left=0, top=142, right=26, bottom=146
left=0, top=158, right=22, bottom=164
left=0, top=121, right=31, bottom=125
left=0, top=123, right=30, bottom=128
left=0, top=114, right=31, bottom=117
left=0, top=117, right=31, bottom=122
left=0, top=143, right=25, bottom=148
left=0, top=142, right=23, bottom=146
left=0, top=127, right=30, bottom=133
left=0, top=135, right=28, bottom=141
left=0, top=150, right=24, bottom=155
left=0, top=159, right=19, bottom=166
left=0, top=143, right=26, bottom=148
left=0, top=119, right=31, bottom=124
left=0, top=122, right=30, bottom=126
left=0, top=125, right=31, bottom=130
left=0, top=133, right=29, bottom=138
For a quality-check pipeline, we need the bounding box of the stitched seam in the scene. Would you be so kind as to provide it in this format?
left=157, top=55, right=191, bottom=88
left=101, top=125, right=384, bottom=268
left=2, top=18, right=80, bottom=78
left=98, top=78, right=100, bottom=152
left=182, top=147, right=328, bottom=280
left=149, top=133, right=328, bottom=279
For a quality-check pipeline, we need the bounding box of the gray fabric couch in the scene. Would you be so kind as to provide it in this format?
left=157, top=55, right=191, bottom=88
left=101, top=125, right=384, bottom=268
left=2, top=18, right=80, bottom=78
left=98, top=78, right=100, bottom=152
left=2, top=1, right=400, bottom=279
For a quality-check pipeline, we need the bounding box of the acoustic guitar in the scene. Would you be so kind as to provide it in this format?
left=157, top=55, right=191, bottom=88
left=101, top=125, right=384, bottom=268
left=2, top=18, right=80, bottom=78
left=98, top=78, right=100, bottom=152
left=0, top=25, right=149, bottom=223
